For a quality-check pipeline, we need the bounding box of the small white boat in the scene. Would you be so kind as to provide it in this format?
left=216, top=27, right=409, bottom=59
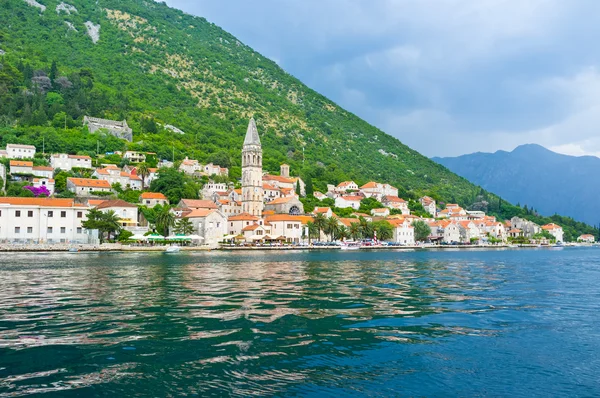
left=165, top=245, right=181, bottom=253
left=340, top=242, right=360, bottom=250
left=68, top=248, right=79, bottom=253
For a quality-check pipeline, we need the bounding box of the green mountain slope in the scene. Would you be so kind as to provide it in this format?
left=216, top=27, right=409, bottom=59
left=0, top=0, right=596, bottom=240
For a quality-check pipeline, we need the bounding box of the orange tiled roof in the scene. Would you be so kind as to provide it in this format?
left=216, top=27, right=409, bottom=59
left=228, top=213, right=259, bottom=221
left=313, top=207, right=331, bottom=213
left=10, top=160, right=33, bottom=167
left=68, top=178, right=111, bottom=188
left=265, top=214, right=312, bottom=224
left=33, top=166, right=53, bottom=171
left=266, top=197, right=294, bottom=205
left=185, top=209, right=215, bottom=218
left=383, top=195, right=406, bottom=203
left=263, top=174, right=295, bottom=184
left=542, top=223, right=561, bottom=230
left=179, top=199, right=218, bottom=209
left=360, top=181, right=379, bottom=189
left=0, top=197, right=79, bottom=207
left=337, top=181, right=355, bottom=188
left=96, top=199, right=138, bottom=209
left=140, top=192, right=167, bottom=200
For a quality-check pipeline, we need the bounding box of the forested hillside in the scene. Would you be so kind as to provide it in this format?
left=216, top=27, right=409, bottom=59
left=0, top=0, right=596, bottom=240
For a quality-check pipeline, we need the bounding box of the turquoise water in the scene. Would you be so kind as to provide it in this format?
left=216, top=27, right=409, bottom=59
left=0, top=248, right=599, bottom=397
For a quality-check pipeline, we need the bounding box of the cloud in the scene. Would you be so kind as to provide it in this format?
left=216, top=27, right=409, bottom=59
left=163, top=0, right=600, bottom=157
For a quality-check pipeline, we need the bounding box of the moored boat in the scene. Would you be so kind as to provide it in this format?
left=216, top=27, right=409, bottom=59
left=165, top=245, right=181, bottom=253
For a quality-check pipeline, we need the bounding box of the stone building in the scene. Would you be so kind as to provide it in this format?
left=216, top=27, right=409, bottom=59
left=241, top=118, right=264, bottom=216
left=84, top=116, right=133, bottom=142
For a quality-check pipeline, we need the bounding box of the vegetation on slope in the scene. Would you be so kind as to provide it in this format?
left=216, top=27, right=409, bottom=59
left=0, top=0, right=596, bottom=240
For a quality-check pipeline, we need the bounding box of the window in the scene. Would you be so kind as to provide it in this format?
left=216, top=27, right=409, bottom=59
left=15, top=227, right=20, bottom=234
left=15, top=211, right=21, bottom=217
left=47, top=227, right=53, bottom=234
left=77, top=212, right=82, bottom=218
left=60, top=227, right=66, bottom=234
left=28, top=211, right=33, bottom=217
left=48, top=211, right=53, bottom=217
left=231, top=222, right=233, bottom=227
left=61, top=211, right=66, bottom=218
left=27, top=227, right=32, bottom=234
left=287, top=224, right=293, bottom=229
left=77, top=227, right=82, bottom=234
left=0, top=210, right=2, bottom=217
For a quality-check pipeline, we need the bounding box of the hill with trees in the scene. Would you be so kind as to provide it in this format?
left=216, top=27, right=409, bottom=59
left=0, top=0, right=596, bottom=240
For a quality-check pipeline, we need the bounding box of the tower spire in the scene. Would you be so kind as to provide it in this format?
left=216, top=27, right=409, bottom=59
left=244, top=117, right=261, bottom=146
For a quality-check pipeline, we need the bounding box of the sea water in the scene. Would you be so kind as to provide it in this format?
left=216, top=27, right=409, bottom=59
left=0, top=248, right=599, bottom=397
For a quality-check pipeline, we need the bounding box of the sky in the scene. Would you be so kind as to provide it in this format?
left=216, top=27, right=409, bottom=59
left=163, top=0, right=600, bottom=158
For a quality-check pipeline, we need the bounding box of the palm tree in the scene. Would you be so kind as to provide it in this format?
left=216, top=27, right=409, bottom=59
left=358, top=216, right=373, bottom=239
left=337, top=225, right=349, bottom=241
left=374, top=220, right=393, bottom=241
left=137, top=163, right=150, bottom=190
left=306, top=221, right=319, bottom=245
left=155, top=205, right=175, bottom=237
left=349, top=222, right=361, bottom=241
left=174, top=217, right=195, bottom=235
left=101, top=210, right=122, bottom=241
left=313, top=213, right=327, bottom=242
left=325, top=217, right=340, bottom=241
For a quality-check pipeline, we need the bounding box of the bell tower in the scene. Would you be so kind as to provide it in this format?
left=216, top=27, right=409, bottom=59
left=241, top=118, right=264, bottom=216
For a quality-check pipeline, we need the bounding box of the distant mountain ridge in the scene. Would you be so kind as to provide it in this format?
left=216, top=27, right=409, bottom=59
left=433, top=144, right=600, bottom=225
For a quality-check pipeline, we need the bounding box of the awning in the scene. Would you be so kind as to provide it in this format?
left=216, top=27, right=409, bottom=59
left=130, top=234, right=148, bottom=241
left=167, top=234, right=191, bottom=240
left=147, top=234, right=165, bottom=240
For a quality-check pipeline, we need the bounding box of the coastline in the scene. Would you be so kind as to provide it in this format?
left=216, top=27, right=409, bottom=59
left=0, top=243, right=583, bottom=253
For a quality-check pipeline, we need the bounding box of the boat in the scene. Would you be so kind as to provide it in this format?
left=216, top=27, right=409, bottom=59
left=340, top=241, right=360, bottom=250
left=67, top=248, right=79, bottom=253
left=165, top=245, right=181, bottom=253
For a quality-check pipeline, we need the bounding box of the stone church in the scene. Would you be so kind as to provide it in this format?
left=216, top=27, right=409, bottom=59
left=241, top=118, right=304, bottom=216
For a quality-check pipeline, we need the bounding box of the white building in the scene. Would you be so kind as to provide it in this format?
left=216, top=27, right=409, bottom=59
left=32, top=178, right=55, bottom=196
left=50, top=154, right=93, bottom=171
left=67, top=178, right=112, bottom=196
left=542, top=223, right=564, bottom=243
left=264, top=214, right=310, bottom=244
left=96, top=199, right=140, bottom=231
left=335, top=195, right=363, bottom=210
left=201, top=182, right=228, bottom=200
left=458, top=221, right=481, bottom=243
left=389, top=218, right=415, bottom=245
left=334, top=181, right=359, bottom=194
left=0, top=197, right=90, bottom=243
left=9, top=160, right=33, bottom=176
left=227, top=213, right=260, bottom=236
left=139, top=192, right=169, bottom=207
left=419, top=196, right=437, bottom=217
left=382, top=196, right=410, bottom=215
left=123, top=151, right=147, bottom=163
left=93, top=165, right=142, bottom=190
left=578, top=234, right=595, bottom=243
left=6, top=144, right=36, bottom=159
left=185, top=209, right=227, bottom=248
left=32, top=166, right=54, bottom=179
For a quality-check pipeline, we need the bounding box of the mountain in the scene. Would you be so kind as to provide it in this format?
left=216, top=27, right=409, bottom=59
left=0, top=0, right=596, bottom=239
left=433, top=144, right=600, bottom=225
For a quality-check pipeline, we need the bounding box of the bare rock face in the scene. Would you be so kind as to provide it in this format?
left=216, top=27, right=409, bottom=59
left=64, top=21, right=77, bottom=31
left=23, top=0, right=46, bottom=12
left=56, top=2, right=78, bottom=15
left=84, top=21, right=100, bottom=44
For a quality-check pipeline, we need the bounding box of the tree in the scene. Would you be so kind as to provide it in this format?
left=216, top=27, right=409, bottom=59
left=174, top=217, right=195, bottom=235
left=325, top=216, right=340, bottom=241
left=412, top=220, right=431, bottom=242
left=295, top=180, right=301, bottom=196
left=359, top=216, right=373, bottom=239
left=150, top=167, right=199, bottom=204
left=313, top=213, right=327, bottom=241
left=102, top=210, right=122, bottom=241
left=155, top=204, right=175, bottom=237
left=373, top=220, right=393, bottom=241
left=349, top=222, right=361, bottom=241
left=137, top=163, right=149, bottom=190
left=82, top=208, right=121, bottom=243
left=306, top=221, right=319, bottom=244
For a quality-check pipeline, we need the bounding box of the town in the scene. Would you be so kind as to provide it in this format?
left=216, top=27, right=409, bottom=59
left=0, top=117, right=592, bottom=250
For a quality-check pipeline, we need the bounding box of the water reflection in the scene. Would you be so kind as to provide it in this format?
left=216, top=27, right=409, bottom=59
left=0, top=249, right=599, bottom=396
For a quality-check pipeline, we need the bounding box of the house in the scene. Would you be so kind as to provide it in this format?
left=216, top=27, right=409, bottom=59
left=96, top=199, right=140, bottom=231
left=265, top=214, right=312, bottom=244
left=381, top=196, right=409, bottom=214
left=419, top=196, right=436, bottom=217
left=241, top=222, right=272, bottom=242
left=84, top=116, right=133, bottom=141
left=429, top=220, right=461, bottom=244
left=262, top=174, right=305, bottom=197
left=139, top=192, right=169, bottom=207
left=178, top=199, right=219, bottom=210
left=388, top=218, right=415, bottom=245
left=359, top=182, right=382, bottom=198
left=578, top=234, right=595, bottom=243
left=32, top=178, right=55, bottom=196
left=334, top=181, right=359, bottom=194
left=50, top=154, right=93, bottom=171
left=334, top=195, right=363, bottom=210
left=458, top=221, right=481, bottom=243
left=227, top=213, right=261, bottom=236
left=179, top=157, right=202, bottom=175
left=9, top=160, right=33, bottom=176
left=217, top=198, right=243, bottom=216
left=93, top=165, right=142, bottom=190
left=67, top=178, right=112, bottom=197
left=507, top=228, right=523, bottom=239
left=32, top=166, right=54, bottom=179
left=0, top=197, right=90, bottom=244
left=123, top=151, right=147, bottom=163
left=201, top=182, right=228, bottom=200
left=263, top=183, right=282, bottom=202
left=511, top=217, right=541, bottom=238
left=6, top=144, right=36, bottom=159
left=0, top=149, right=7, bottom=158
left=184, top=209, right=227, bottom=247
left=313, top=191, right=327, bottom=200
left=542, top=223, right=564, bottom=243
left=203, top=163, right=228, bottom=177
left=313, top=207, right=334, bottom=218
left=263, top=196, right=304, bottom=215
left=371, top=208, right=390, bottom=217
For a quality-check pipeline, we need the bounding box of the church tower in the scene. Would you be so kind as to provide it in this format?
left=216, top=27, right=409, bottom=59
left=241, top=118, right=264, bottom=216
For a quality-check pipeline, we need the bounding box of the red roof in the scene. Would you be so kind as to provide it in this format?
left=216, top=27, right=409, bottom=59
left=140, top=192, right=167, bottom=200
left=179, top=199, right=218, bottom=209
left=68, top=178, right=111, bottom=188
left=228, top=213, right=259, bottom=221
left=10, top=160, right=33, bottom=167
left=0, top=197, right=79, bottom=207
